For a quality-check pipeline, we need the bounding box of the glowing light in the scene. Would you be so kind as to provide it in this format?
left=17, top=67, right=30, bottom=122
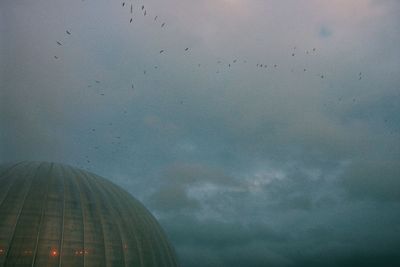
left=74, top=249, right=89, bottom=256
left=23, top=250, right=33, bottom=255
left=50, top=249, right=58, bottom=257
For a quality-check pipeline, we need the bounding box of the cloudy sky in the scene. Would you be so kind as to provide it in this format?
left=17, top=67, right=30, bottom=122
left=1, top=0, right=400, bottom=266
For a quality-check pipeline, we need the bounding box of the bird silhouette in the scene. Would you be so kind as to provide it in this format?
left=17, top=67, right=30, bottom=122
left=56, top=41, right=62, bottom=46
left=66, top=30, right=71, bottom=35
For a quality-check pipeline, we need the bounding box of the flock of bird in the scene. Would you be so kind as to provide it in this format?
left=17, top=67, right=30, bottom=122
left=53, top=1, right=367, bottom=88
left=50, top=1, right=368, bottom=167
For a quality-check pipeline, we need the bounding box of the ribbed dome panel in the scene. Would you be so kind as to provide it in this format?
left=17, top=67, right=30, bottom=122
left=0, top=162, right=178, bottom=267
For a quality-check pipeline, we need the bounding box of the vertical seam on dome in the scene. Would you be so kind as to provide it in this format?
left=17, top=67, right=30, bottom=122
left=3, top=162, right=43, bottom=264
left=58, top=166, right=66, bottom=267
left=98, top=179, right=145, bottom=266
left=0, top=162, right=25, bottom=181
left=0, top=162, right=28, bottom=209
left=78, top=170, right=108, bottom=267
left=124, top=195, right=159, bottom=267
left=71, top=169, right=87, bottom=267
left=102, top=184, right=145, bottom=266
left=90, top=176, right=128, bottom=267
left=146, top=210, right=179, bottom=266
left=144, top=214, right=176, bottom=266
left=31, top=163, right=53, bottom=267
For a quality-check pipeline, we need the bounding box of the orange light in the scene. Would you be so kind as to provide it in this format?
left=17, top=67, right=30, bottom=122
left=23, top=250, right=32, bottom=255
left=50, top=249, right=58, bottom=257
left=74, top=249, right=89, bottom=256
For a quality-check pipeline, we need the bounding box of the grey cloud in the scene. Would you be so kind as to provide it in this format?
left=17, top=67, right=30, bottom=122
left=340, top=160, right=400, bottom=202
left=148, top=162, right=238, bottom=212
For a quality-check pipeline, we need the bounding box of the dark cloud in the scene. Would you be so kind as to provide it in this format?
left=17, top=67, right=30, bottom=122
left=341, top=160, right=400, bottom=202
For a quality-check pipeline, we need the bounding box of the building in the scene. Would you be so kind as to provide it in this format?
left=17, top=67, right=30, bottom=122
left=0, top=161, right=179, bottom=266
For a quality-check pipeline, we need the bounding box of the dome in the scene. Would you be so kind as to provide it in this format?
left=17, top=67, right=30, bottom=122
left=0, top=162, right=179, bottom=267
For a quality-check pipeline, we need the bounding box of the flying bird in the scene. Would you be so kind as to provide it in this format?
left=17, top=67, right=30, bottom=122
left=161, top=22, right=165, bottom=28
left=56, top=41, right=62, bottom=46
left=159, top=50, right=164, bottom=53
left=130, top=18, right=133, bottom=23
left=122, top=2, right=125, bottom=7
left=130, top=4, right=133, bottom=13
left=185, top=47, right=189, bottom=51
left=66, top=30, right=71, bottom=35
left=54, top=56, right=58, bottom=59
left=141, top=5, right=144, bottom=10
left=144, top=10, right=147, bottom=16
left=154, top=16, right=158, bottom=21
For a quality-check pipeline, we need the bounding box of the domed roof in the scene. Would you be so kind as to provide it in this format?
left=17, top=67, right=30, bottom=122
left=0, top=161, right=179, bottom=267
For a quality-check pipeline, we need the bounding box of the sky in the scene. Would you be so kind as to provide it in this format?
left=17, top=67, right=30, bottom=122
left=1, top=0, right=400, bottom=266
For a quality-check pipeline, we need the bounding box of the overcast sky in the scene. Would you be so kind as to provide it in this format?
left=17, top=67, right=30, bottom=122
left=1, top=0, right=400, bottom=266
